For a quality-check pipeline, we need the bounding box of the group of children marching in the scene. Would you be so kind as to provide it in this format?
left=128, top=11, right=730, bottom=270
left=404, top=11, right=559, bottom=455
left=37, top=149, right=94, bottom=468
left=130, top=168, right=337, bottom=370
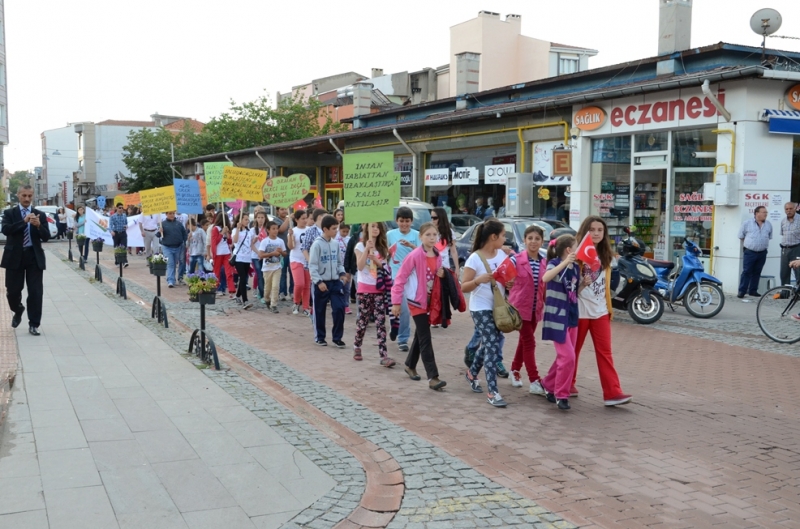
left=296, top=205, right=632, bottom=411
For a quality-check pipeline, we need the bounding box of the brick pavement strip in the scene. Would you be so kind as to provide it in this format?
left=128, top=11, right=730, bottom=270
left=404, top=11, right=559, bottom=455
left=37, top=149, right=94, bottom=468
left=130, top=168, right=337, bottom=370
left=0, top=269, right=18, bottom=428
left=56, top=247, right=573, bottom=529
left=55, top=245, right=800, bottom=528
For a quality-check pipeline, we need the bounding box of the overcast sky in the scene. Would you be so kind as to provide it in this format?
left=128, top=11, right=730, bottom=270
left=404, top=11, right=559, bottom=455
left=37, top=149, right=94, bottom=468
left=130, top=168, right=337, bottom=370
left=6, top=0, right=800, bottom=171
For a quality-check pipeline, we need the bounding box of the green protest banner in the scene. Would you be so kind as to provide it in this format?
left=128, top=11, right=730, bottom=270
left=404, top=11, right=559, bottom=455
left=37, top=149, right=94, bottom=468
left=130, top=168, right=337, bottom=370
left=262, top=173, right=311, bottom=207
left=343, top=152, right=400, bottom=225
left=203, top=161, right=233, bottom=203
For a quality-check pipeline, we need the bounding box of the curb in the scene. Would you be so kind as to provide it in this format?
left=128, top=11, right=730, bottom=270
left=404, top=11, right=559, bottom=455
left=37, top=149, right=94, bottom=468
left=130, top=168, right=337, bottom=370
left=0, top=269, right=18, bottom=429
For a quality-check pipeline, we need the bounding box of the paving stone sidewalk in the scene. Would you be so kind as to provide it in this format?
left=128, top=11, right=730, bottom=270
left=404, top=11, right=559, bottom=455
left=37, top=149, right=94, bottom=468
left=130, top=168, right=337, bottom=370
left=0, top=256, right=338, bottom=529
left=56, top=246, right=575, bottom=528
left=71, top=243, right=800, bottom=529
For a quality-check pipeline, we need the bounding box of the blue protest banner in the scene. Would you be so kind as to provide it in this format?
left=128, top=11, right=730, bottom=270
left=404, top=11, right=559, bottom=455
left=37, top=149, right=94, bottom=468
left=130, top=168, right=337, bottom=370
left=96, top=196, right=106, bottom=209
left=173, top=178, right=203, bottom=214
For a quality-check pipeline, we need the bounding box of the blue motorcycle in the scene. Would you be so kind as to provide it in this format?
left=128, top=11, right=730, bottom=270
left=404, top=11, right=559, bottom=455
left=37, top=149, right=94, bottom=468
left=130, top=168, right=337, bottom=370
left=647, top=238, right=725, bottom=318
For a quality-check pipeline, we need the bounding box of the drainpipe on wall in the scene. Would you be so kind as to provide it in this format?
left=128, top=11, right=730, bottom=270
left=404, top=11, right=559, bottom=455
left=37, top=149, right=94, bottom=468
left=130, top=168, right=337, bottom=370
left=393, top=129, right=416, bottom=197
left=328, top=139, right=344, bottom=157
left=253, top=151, right=276, bottom=177
left=701, top=79, right=731, bottom=122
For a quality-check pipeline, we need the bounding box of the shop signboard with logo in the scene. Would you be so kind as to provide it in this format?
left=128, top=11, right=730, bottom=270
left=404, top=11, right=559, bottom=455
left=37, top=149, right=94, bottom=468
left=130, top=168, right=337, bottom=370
left=787, top=84, right=800, bottom=111
left=532, top=143, right=571, bottom=185
left=572, top=88, right=728, bottom=135
left=484, top=164, right=514, bottom=184
left=573, top=106, right=606, bottom=131
left=451, top=167, right=479, bottom=185
left=424, top=168, right=450, bottom=186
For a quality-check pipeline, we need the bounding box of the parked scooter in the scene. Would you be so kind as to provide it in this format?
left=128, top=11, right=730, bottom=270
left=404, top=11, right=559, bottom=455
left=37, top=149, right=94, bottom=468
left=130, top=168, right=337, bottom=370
left=648, top=237, right=725, bottom=318
left=612, top=227, right=664, bottom=324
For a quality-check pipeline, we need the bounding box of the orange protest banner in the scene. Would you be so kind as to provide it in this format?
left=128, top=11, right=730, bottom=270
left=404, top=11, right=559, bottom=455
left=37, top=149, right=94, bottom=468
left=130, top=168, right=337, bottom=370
left=113, top=193, right=141, bottom=207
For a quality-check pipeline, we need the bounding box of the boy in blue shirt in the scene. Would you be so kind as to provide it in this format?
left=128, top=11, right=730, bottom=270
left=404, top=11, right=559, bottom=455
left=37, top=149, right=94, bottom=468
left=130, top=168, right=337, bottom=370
left=386, top=207, right=420, bottom=352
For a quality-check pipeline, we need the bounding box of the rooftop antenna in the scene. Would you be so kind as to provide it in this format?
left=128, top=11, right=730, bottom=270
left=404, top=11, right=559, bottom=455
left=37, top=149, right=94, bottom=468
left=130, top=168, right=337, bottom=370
left=750, top=8, right=782, bottom=65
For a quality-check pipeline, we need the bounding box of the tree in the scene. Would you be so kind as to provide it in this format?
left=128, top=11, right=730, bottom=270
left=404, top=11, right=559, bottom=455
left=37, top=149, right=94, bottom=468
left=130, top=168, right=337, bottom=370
left=178, top=91, right=349, bottom=160
left=7, top=170, right=31, bottom=204
left=122, top=128, right=177, bottom=192
left=122, top=91, right=350, bottom=191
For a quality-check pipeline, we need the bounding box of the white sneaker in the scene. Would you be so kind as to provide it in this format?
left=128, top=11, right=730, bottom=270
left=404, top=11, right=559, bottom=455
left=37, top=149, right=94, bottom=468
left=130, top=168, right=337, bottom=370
left=292, top=304, right=299, bottom=315
left=529, top=380, right=545, bottom=395
left=510, top=370, right=523, bottom=388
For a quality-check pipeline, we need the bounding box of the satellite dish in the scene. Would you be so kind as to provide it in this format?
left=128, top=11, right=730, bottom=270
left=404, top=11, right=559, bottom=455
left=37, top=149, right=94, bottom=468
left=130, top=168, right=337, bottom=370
left=750, top=8, right=782, bottom=36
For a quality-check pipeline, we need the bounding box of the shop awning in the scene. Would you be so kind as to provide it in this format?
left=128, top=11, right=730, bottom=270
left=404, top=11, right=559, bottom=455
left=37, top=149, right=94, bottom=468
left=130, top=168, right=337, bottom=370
left=761, top=109, right=800, bottom=135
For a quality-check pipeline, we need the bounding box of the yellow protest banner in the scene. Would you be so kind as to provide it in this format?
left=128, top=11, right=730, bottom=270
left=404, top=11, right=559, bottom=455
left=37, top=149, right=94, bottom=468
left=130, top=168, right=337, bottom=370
left=262, top=174, right=311, bottom=208
left=140, top=186, right=177, bottom=215
left=113, top=193, right=141, bottom=207
left=221, top=167, right=267, bottom=202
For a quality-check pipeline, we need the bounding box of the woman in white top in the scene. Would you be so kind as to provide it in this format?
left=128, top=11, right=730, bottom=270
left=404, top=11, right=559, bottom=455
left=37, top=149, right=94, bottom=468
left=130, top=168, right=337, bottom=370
left=249, top=210, right=269, bottom=302
left=287, top=209, right=311, bottom=315
left=231, top=212, right=255, bottom=309
left=461, top=219, right=509, bottom=408
left=353, top=222, right=395, bottom=367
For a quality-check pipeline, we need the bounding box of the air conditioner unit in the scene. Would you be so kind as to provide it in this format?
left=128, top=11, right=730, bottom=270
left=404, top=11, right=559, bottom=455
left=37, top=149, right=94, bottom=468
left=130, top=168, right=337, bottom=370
left=195, top=162, right=203, bottom=175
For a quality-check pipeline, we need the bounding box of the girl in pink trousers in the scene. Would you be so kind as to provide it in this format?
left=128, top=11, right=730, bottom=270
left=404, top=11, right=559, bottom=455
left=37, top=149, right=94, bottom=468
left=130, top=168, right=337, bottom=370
left=540, top=235, right=590, bottom=411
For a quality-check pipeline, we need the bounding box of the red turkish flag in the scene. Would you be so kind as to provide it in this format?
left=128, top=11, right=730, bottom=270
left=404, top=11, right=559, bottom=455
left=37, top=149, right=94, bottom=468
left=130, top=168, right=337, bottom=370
left=291, top=199, right=307, bottom=211
left=576, top=233, right=601, bottom=271
left=313, top=196, right=323, bottom=209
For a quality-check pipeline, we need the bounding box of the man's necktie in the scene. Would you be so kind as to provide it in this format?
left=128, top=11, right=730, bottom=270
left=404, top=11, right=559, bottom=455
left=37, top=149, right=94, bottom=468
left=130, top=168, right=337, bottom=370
left=22, top=208, right=31, bottom=246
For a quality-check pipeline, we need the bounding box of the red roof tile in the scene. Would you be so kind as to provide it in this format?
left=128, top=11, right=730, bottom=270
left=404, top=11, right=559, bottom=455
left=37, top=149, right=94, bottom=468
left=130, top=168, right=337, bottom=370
left=96, top=120, right=156, bottom=127
left=164, top=118, right=205, bottom=133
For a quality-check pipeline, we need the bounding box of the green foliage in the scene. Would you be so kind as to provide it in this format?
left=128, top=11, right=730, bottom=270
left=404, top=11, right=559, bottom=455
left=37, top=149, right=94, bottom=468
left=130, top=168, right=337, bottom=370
left=122, top=91, right=350, bottom=192
left=8, top=170, right=32, bottom=202
left=122, top=128, right=177, bottom=193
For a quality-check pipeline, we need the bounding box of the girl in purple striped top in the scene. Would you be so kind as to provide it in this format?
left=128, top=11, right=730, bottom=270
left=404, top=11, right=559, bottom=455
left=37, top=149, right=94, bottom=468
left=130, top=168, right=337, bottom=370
left=540, top=234, right=591, bottom=410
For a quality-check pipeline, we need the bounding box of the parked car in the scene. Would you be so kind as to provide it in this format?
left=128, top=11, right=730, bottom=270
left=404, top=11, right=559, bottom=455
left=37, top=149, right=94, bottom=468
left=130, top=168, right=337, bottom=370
left=455, top=217, right=575, bottom=269
left=44, top=213, right=60, bottom=239
left=381, top=198, right=433, bottom=231
left=450, top=214, right=483, bottom=236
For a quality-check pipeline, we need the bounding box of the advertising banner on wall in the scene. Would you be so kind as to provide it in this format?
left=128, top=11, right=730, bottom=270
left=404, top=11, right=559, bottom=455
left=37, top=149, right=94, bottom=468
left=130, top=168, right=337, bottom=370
left=424, top=168, right=450, bottom=186
left=484, top=164, right=514, bottom=184
left=532, top=143, right=571, bottom=185
left=451, top=167, right=479, bottom=185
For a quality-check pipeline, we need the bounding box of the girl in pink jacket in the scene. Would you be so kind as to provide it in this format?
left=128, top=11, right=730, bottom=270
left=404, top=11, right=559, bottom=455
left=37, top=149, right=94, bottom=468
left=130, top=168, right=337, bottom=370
left=507, top=225, right=547, bottom=394
left=391, top=222, right=446, bottom=391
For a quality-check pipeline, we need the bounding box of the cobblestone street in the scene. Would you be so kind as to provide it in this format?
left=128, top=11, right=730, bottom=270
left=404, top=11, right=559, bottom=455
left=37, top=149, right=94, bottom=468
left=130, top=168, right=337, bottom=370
left=4, top=243, right=799, bottom=529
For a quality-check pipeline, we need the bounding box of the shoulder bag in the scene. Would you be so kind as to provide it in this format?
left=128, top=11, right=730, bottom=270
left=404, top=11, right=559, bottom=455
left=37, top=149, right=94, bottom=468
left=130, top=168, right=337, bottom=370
left=229, top=229, right=248, bottom=266
left=478, top=253, right=522, bottom=333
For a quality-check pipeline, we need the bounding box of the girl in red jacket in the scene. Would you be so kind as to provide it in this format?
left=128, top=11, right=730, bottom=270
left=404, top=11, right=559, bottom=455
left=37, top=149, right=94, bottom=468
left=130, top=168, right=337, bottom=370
left=209, top=212, right=236, bottom=298
left=507, top=225, right=547, bottom=394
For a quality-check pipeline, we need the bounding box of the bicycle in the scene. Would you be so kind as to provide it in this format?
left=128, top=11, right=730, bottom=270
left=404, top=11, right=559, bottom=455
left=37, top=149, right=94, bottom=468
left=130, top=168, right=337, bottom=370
left=756, top=283, right=800, bottom=343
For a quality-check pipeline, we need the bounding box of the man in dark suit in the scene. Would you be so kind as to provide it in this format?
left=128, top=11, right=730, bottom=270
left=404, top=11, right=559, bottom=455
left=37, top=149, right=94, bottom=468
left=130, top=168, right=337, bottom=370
left=1, top=185, right=51, bottom=335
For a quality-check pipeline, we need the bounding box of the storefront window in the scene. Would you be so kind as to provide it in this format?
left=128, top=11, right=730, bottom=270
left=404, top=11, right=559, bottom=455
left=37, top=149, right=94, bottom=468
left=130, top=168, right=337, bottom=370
left=672, top=129, right=717, bottom=168
left=426, top=146, right=515, bottom=217
left=324, top=167, right=341, bottom=184
left=634, top=132, right=668, bottom=152
left=591, top=137, right=632, bottom=245
left=670, top=170, right=713, bottom=256
left=792, top=139, right=800, bottom=204
left=394, top=157, right=413, bottom=198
